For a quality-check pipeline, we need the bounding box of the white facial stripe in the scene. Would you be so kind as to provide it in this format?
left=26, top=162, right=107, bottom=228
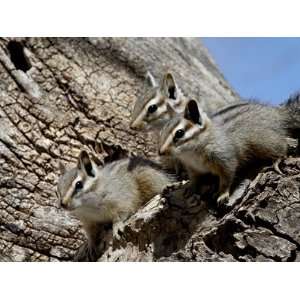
left=62, top=174, right=81, bottom=207
left=160, top=121, right=186, bottom=154
left=171, top=120, right=189, bottom=139
left=184, top=124, right=201, bottom=140
left=131, top=96, right=160, bottom=127
left=146, top=97, right=161, bottom=114
left=152, top=104, right=167, bottom=120
left=131, top=108, right=147, bottom=128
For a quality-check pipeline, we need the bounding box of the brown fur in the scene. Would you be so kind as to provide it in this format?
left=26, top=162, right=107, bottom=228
left=159, top=99, right=300, bottom=204
left=57, top=151, right=174, bottom=261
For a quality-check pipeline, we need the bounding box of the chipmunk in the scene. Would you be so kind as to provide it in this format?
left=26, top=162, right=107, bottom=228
left=158, top=97, right=300, bottom=205
left=130, top=71, right=239, bottom=131
left=57, top=150, right=174, bottom=261
left=130, top=71, right=188, bottom=131
left=130, top=71, right=189, bottom=174
left=129, top=71, right=241, bottom=174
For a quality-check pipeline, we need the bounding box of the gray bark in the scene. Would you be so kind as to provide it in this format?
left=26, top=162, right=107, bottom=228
left=0, top=37, right=298, bottom=262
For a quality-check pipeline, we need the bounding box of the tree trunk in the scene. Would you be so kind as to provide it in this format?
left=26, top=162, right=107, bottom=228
left=0, top=37, right=298, bottom=262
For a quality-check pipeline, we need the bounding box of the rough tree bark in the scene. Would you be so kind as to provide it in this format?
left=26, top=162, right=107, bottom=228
left=0, top=37, right=299, bottom=262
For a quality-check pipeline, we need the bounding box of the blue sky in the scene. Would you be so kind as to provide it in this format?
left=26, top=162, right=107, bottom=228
left=202, top=38, right=300, bottom=105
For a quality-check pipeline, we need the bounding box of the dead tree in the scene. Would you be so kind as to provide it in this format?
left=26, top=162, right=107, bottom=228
left=0, top=38, right=299, bottom=262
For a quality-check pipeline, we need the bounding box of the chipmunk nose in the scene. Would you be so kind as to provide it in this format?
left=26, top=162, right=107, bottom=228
left=159, top=145, right=170, bottom=156
left=61, top=199, right=68, bottom=209
left=129, top=120, right=136, bottom=130
left=130, top=120, right=139, bottom=130
left=158, top=149, right=165, bottom=156
left=130, top=118, right=145, bottom=130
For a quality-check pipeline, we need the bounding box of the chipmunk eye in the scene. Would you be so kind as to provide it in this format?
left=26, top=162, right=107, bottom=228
left=148, top=104, right=157, bottom=114
left=173, top=129, right=185, bottom=142
left=75, top=180, right=83, bottom=191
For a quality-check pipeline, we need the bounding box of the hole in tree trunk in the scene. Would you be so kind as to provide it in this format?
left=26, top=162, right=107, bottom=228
left=7, top=41, right=32, bottom=72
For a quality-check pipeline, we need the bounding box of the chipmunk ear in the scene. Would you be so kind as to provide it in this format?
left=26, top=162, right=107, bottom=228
left=184, top=100, right=202, bottom=125
left=78, top=150, right=96, bottom=177
left=145, top=71, right=158, bottom=88
left=58, top=161, right=66, bottom=175
left=166, top=103, right=177, bottom=118
left=161, top=72, right=177, bottom=100
left=94, top=140, right=127, bottom=164
left=100, top=142, right=116, bottom=158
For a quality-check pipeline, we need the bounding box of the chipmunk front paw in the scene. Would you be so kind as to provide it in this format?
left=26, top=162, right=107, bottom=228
left=217, top=191, right=230, bottom=206
left=113, top=221, right=125, bottom=240
left=273, top=158, right=284, bottom=175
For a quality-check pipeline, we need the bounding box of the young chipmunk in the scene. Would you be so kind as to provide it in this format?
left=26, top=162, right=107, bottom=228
left=130, top=71, right=188, bottom=131
left=159, top=98, right=300, bottom=205
left=130, top=71, right=190, bottom=174
left=57, top=150, right=173, bottom=261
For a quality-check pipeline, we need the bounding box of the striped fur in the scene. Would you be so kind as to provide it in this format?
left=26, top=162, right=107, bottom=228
left=130, top=72, right=187, bottom=131
left=159, top=99, right=300, bottom=204
left=57, top=152, right=173, bottom=217
left=57, top=151, right=174, bottom=259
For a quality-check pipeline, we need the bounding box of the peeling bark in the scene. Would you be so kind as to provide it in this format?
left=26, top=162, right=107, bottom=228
left=0, top=37, right=298, bottom=262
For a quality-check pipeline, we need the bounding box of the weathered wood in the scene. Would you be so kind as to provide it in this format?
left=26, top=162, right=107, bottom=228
left=0, top=37, right=298, bottom=262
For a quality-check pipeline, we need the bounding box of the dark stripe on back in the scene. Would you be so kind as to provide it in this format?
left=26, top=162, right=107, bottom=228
left=222, top=111, right=246, bottom=124
left=222, top=104, right=253, bottom=124
left=211, top=103, right=249, bottom=118
left=127, top=155, right=164, bottom=172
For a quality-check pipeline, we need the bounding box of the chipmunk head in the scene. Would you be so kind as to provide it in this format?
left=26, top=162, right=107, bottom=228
left=130, top=72, right=185, bottom=131
left=57, top=151, right=99, bottom=211
left=159, top=100, right=210, bottom=155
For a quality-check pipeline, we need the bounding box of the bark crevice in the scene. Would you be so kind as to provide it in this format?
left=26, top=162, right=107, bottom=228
left=0, top=37, right=298, bottom=262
